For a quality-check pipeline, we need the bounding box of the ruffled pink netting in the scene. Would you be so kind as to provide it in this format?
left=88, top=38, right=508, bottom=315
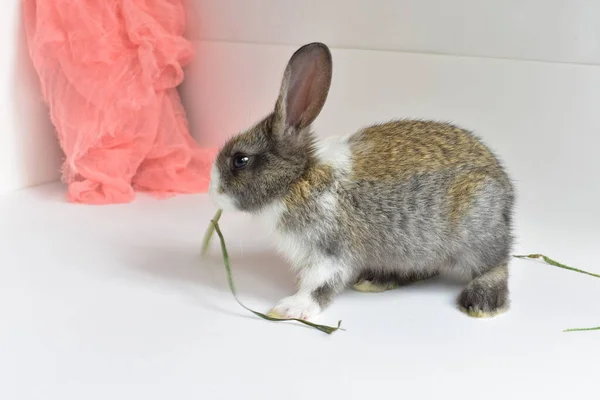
left=22, top=0, right=216, bottom=204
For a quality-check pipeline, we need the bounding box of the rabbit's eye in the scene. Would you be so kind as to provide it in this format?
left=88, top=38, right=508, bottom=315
left=232, top=154, right=250, bottom=170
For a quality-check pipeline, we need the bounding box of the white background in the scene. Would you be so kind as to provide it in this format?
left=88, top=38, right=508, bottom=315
left=187, top=0, right=600, bottom=64
left=2, top=1, right=599, bottom=399
left=0, top=1, right=62, bottom=195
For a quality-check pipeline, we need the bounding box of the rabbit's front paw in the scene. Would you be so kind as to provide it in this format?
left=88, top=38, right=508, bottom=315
left=267, top=295, right=321, bottom=321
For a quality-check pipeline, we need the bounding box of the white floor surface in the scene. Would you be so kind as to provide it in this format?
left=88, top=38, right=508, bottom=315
left=1, top=182, right=599, bottom=399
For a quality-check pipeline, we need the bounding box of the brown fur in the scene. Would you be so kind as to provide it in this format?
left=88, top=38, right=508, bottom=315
left=350, top=120, right=498, bottom=182
left=447, top=170, right=489, bottom=226
left=283, top=163, right=334, bottom=210
left=349, top=120, right=507, bottom=225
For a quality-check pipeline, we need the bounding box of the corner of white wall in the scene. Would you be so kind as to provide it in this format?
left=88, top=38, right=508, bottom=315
left=0, top=2, right=62, bottom=196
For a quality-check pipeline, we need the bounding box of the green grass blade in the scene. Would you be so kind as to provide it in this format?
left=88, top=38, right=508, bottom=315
left=513, top=254, right=600, bottom=279
left=514, top=253, right=599, bottom=333
left=207, top=210, right=343, bottom=334
left=201, top=208, right=222, bottom=256
left=563, top=326, right=600, bottom=332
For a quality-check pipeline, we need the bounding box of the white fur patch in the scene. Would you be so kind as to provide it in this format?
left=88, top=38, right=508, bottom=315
left=256, top=200, right=286, bottom=235
left=209, top=163, right=239, bottom=211
left=297, top=257, right=351, bottom=291
left=314, top=135, right=353, bottom=176
left=268, top=257, right=351, bottom=320
left=316, top=191, right=338, bottom=215
left=255, top=201, right=309, bottom=270
left=275, top=232, right=311, bottom=271
left=257, top=193, right=340, bottom=273
left=268, top=294, right=321, bottom=320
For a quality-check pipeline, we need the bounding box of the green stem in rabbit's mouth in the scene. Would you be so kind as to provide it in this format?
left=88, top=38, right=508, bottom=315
left=201, top=208, right=222, bottom=257
left=202, top=209, right=343, bottom=334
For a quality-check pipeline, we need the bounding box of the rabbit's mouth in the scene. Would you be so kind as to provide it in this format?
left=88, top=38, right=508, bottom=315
left=209, top=164, right=239, bottom=212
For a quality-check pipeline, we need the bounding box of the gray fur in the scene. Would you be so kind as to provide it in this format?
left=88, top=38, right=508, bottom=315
left=356, top=269, right=440, bottom=287
left=212, top=116, right=310, bottom=212
left=279, top=167, right=513, bottom=315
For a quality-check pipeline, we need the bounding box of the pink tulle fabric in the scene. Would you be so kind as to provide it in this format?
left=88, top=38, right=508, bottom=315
left=22, top=0, right=216, bottom=204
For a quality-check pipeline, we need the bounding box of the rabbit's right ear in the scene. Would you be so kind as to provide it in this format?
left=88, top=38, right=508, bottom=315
left=273, top=43, right=332, bottom=138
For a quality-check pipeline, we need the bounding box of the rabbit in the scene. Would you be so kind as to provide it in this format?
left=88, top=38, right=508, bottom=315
left=209, top=42, right=514, bottom=321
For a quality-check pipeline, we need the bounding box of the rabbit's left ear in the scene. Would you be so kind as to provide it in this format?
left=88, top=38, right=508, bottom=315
left=273, top=42, right=333, bottom=137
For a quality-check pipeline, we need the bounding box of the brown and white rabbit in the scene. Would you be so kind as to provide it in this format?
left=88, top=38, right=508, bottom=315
left=210, top=43, right=514, bottom=320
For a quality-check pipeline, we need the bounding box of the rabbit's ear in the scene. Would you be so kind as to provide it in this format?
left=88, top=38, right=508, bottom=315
left=273, top=43, right=332, bottom=137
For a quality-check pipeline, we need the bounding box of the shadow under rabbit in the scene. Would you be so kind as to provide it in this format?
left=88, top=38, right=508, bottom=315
left=123, top=243, right=296, bottom=302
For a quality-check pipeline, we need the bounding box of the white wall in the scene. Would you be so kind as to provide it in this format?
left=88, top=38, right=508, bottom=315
left=187, top=0, right=600, bottom=65
left=0, top=2, right=62, bottom=196
left=179, top=1, right=600, bottom=242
